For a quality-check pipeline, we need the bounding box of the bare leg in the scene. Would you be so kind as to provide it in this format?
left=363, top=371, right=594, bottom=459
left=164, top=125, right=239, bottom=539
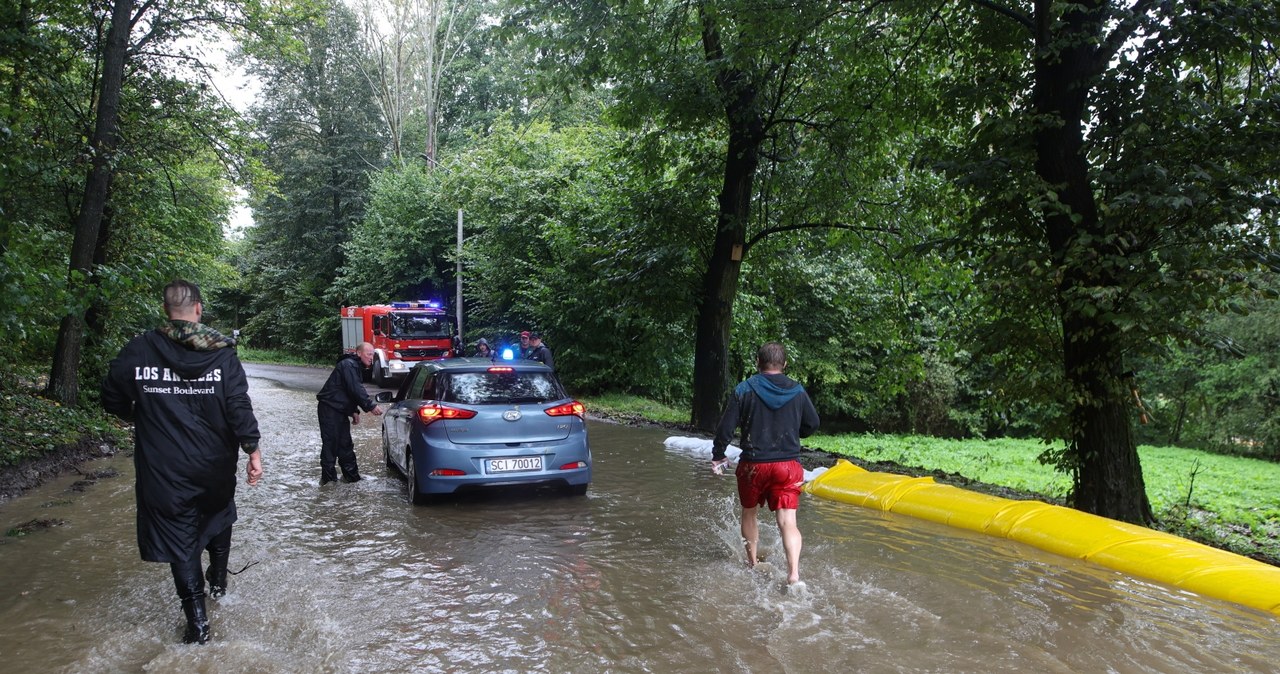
left=775, top=508, right=802, bottom=584
left=740, top=506, right=759, bottom=567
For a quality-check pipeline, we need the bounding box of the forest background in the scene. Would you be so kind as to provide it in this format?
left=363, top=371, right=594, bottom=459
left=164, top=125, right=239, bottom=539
left=1, top=0, right=1278, bottom=531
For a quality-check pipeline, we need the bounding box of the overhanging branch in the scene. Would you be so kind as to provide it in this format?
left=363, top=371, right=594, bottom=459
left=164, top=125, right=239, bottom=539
left=965, top=0, right=1033, bottom=32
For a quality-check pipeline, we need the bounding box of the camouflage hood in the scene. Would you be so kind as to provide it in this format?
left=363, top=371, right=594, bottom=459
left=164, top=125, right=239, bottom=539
left=159, top=320, right=236, bottom=352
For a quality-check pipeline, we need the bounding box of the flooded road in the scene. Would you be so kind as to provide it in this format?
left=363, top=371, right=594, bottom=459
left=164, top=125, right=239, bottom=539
left=1, top=371, right=1277, bottom=673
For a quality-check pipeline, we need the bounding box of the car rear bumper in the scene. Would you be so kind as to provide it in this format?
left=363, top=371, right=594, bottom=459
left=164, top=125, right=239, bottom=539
left=410, top=435, right=592, bottom=495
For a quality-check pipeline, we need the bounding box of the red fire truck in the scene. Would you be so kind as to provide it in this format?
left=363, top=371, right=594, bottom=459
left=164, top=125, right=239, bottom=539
left=340, top=301, right=459, bottom=385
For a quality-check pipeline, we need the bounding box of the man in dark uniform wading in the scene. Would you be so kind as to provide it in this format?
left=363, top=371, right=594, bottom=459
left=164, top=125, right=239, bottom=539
left=101, top=280, right=263, bottom=645
left=316, top=342, right=383, bottom=484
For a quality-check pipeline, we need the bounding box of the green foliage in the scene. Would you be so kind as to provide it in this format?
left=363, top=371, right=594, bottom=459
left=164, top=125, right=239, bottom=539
left=512, top=0, right=981, bottom=425
left=1136, top=275, right=1280, bottom=460
left=237, top=347, right=323, bottom=367
left=336, top=163, right=457, bottom=303
left=811, top=434, right=1074, bottom=497
left=9, top=0, right=1275, bottom=529
left=393, top=119, right=707, bottom=402
left=0, top=223, right=75, bottom=368
left=238, top=0, right=388, bottom=360
left=0, top=0, right=255, bottom=395
left=931, top=0, right=1280, bottom=491
left=0, top=370, right=129, bottom=467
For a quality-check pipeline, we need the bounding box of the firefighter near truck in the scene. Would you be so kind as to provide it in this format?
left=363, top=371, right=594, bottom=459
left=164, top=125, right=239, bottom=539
left=341, top=302, right=460, bottom=385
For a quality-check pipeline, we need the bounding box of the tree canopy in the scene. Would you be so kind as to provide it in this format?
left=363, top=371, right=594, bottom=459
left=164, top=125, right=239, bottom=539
left=4, top=0, right=1278, bottom=523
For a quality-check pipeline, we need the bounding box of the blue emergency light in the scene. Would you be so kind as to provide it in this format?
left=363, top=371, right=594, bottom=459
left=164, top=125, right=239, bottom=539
left=389, top=300, right=443, bottom=310
left=501, top=347, right=515, bottom=360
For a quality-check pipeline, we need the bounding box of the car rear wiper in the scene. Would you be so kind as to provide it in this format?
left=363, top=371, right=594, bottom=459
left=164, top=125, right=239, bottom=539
left=506, top=396, right=546, bottom=404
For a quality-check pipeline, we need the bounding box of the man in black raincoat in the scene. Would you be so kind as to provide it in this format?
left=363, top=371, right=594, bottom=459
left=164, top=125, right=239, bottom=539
left=102, top=280, right=263, bottom=645
left=316, top=342, right=382, bottom=484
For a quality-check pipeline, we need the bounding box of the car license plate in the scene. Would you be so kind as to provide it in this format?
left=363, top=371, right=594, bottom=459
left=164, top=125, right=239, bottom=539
left=487, top=456, right=542, bottom=473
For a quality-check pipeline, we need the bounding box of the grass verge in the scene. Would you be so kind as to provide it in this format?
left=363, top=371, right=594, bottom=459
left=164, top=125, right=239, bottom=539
left=807, top=434, right=1280, bottom=565
left=236, top=347, right=322, bottom=367
left=579, top=393, right=689, bottom=426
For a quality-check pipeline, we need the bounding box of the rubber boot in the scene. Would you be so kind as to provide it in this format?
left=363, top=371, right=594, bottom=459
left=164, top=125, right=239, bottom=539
left=181, top=595, right=210, bottom=645
left=171, top=555, right=210, bottom=644
left=205, top=526, right=232, bottom=599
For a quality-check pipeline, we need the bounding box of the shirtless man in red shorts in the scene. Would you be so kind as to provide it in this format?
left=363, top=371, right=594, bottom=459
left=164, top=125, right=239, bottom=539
left=711, top=342, right=820, bottom=586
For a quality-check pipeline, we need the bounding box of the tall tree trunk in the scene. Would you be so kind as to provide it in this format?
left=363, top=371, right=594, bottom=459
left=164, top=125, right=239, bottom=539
left=691, top=134, right=755, bottom=429
left=1171, top=381, right=1189, bottom=444
left=1032, top=0, right=1152, bottom=523
left=83, top=205, right=114, bottom=342
left=46, top=0, right=133, bottom=406
left=424, top=103, right=437, bottom=168
left=1060, top=310, right=1154, bottom=522
left=690, top=10, right=765, bottom=430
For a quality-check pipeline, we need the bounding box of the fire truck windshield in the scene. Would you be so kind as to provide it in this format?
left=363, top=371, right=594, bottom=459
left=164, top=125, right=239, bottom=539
left=389, top=312, right=453, bottom=339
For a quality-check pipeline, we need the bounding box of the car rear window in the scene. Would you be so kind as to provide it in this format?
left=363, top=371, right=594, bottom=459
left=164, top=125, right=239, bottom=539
left=442, top=371, right=565, bottom=405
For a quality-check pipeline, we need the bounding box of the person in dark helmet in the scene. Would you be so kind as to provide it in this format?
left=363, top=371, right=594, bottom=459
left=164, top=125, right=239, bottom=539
left=711, top=341, right=819, bottom=590
left=101, top=279, right=263, bottom=645
left=315, top=342, right=383, bottom=484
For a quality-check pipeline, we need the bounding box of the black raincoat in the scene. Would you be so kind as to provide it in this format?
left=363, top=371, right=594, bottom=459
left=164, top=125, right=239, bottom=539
left=101, top=326, right=260, bottom=564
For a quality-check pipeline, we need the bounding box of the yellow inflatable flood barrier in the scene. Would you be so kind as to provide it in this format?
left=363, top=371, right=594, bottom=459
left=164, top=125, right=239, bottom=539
left=805, top=459, right=1280, bottom=616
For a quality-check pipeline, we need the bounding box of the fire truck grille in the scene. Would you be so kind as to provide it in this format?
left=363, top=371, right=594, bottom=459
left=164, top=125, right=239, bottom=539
left=400, top=349, right=447, bottom=358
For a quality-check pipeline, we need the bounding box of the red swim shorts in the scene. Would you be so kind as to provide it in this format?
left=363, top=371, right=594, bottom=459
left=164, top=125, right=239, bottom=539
left=734, top=460, right=804, bottom=511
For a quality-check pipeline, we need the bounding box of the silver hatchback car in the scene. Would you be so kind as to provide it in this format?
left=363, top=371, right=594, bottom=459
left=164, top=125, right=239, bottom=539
left=378, top=358, right=591, bottom=504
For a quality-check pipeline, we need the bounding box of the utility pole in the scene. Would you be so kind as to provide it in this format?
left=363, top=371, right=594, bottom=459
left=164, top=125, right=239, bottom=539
left=456, top=209, right=463, bottom=341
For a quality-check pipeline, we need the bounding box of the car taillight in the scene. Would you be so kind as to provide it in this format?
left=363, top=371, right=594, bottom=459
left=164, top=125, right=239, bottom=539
left=559, top=461, right=587, bottom=470
left=544, top=401, right=585, bottom=418
left=417, top=403, right=477, bottom=425
left=430, top=468, right=466, bottom=476
left=488, top=366, right=514, bottom=373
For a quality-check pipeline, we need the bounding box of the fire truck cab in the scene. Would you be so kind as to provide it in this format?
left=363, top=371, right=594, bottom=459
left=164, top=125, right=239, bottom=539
left=340, top=301, right=458, bottom=385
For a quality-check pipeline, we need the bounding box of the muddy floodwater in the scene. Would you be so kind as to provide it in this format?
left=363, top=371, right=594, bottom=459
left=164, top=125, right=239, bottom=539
left=1, top=373, right=1277, bottom=673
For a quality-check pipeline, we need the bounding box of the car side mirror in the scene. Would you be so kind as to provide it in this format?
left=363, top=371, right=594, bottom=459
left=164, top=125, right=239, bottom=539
left=374, top=391, right=393, bottom=403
